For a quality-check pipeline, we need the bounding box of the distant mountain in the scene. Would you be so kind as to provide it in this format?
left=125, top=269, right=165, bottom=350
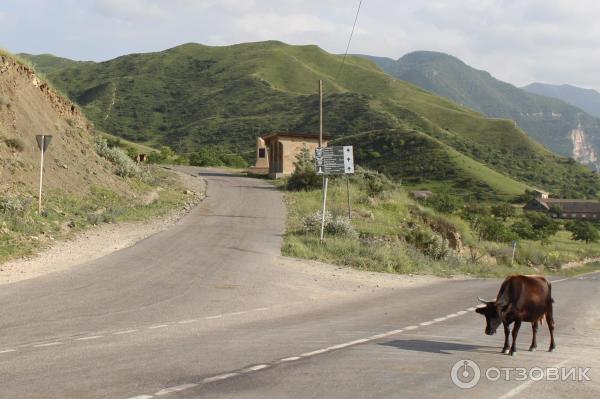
left=362, top=51, right=600, bottom=170
left=523, top=83, right=600, bottom=119
left=17, top=43, right=600, bottom=199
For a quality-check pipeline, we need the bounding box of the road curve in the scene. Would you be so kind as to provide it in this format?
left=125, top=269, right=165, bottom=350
left=0, top=168, right=598, bottom=399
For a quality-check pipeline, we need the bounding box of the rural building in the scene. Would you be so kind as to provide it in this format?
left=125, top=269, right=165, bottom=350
left=524, top=198, right=600, bottom=219
left=249, top=132, right=329, bottom=178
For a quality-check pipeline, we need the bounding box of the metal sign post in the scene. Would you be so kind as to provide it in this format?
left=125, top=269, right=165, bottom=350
left=315, top=145, right=355, bottom=241
left=511, top=240, right=517, bottom=265
left=35, top=134, right=52, bottom=215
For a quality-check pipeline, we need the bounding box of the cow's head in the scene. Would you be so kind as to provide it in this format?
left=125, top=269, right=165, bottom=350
left=475, top=297, right=502, bottom=335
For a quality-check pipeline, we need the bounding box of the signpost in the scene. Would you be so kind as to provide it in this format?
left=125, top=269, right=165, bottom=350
left=315, top=145, right=355, bottom=242
left=35, top=134, right=52, bottom=215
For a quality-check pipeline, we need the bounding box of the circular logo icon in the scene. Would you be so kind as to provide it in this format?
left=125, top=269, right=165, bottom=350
left=451, top=359, right=481, bottom=389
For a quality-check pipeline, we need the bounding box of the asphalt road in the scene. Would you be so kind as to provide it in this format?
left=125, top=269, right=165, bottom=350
left=0, top=167, right=598, bottom=399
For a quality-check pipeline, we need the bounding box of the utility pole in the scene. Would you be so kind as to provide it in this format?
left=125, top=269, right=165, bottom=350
left=319, top=80, right=328, bottom=243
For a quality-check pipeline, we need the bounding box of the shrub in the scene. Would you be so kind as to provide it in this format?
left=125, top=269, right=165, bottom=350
left=188, top=146, right=248, bottom=168
left=425, top=192, right=463, bottom=214
left=287, top=147, right=321, bottom=191
left=491, top=203, right=516, bottom=220
left=4, top=138, right=25, bottom=152
left=406, top=226, right=452, bottom=260
left=478, top=216, right=518, bottom=242
left=0, top=195, right=31, bottom=214
left=302, top=210, right=358, bottom=238
left=94, top=136, right=140, bottom=177
left=565, top=220, right=599, bottom=243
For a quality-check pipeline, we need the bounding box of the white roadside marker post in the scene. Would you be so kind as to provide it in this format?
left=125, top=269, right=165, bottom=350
left=35, top=135, right=52, bottom=215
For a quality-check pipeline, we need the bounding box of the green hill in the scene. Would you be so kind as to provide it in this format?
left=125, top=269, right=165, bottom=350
left=19, top=42, right=600, bottom=199
left=17, top=53, right=91, bottom=74
left=362, top=51, right=600, bottom=170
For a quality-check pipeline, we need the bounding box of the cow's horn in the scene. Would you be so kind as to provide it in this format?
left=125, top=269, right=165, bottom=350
left=477, top=297, right=489, bottom=304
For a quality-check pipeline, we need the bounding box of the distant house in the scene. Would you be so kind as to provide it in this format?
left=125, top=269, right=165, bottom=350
left=249, top=132, right=330, bottom=178
left=524, top=198, right=600, bottom=219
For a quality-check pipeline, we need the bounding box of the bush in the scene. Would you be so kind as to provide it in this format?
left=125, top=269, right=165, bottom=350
left=188, top=146, right=248, bottom=168
left=425, top=192, right=463, bottom=214
left=565, top=220, right=600, bottom=243
left=406, top=226, right=452, bottom=260
left=287, top=147, right=321, bottom=191
left=302, top=210, right=358, bottom=238
left=491, top=203, right=516, bottom=220
left=4, top=138, right=25, bottom=152
left=0, top=195, right=31, bottom=214
left=478, top=216, right=518, bottom=242
left=94, top=136, right=140, bottom=177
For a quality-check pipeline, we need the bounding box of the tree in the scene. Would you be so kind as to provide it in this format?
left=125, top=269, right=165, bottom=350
left=286, top=147, right=321, bottom=191
left=426, top=192, right=463, bottom=214
left=565, top=221, right=599, bottom=244
left=491, top=202, right=516, bottom=221
left=524, top=212, right=559, bottom=240
left=478, top=216, right=518, bottom=243
left=511, top=219, right=536, bottom=240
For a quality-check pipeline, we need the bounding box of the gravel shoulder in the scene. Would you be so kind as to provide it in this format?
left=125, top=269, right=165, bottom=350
left=0, top=168, right=206, bottom=285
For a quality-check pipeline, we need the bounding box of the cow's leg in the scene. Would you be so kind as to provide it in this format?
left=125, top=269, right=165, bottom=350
left=502, top=322, right=510, bottom=354
left=546, top=306, right=556, bottom=352
left=529, top=321, right=538, bottom=351
left=509, top=320, right=521, bottom=356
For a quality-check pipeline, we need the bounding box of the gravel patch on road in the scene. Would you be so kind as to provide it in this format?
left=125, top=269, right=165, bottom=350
left=0, top=168, right=206, bottom=285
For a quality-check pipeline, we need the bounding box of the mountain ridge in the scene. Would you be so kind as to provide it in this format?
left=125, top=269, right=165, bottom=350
left=17, top=42, right=600, bottom=199
left=523, top=82, right=600, bottom=119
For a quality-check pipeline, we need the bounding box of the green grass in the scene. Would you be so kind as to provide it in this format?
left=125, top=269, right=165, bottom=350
left=0, top=167, right=190, bottom=264
left=280, top=175, right=600, bottom=278
left=19, top=41, right=600, bottom=199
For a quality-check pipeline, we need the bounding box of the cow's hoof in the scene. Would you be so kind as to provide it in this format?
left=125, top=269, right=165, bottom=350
left=549, top=348, right=555, bottom=353
left=510, top=351, right=517, bottom=357
left=503, top=349, right=510, bottom=355
left=528, top=347, right=536, bottom=352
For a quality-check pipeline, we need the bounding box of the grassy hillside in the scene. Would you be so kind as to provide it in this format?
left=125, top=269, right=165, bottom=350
left=363, top=51, right=600, bottom=169
left=19, top=42, right=600, bottom=198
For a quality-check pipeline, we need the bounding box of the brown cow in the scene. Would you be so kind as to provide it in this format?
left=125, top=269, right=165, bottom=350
left=476, top=275, right=555, bottom=356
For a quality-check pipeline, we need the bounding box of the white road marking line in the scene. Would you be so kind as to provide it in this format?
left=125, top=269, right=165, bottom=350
left=114, top=329, right=138, bottom=335
left=127, top=395, right=153, bottom=399
left=33, top=342, right=62, bottom=348
left=456, top=310, right=468, bottom=315
left=498, top=359, right=570, bottom=399
left=177, top=319, right=197, bottom=324
left=420, top=321, right=434, bottom=326
left=242, top=364, right=269, bottom=373
left=552, top=278, right=569, bottom=283
left=155, top=384, right=198, bottom=396
left=229, top=311, right=247, bottom=316
left=280, top=356, right=301, bottom=362
left=75, top=335, right=103, bottom=341
left=252, top=307, right=269, bottom=312
left=434, top=317, right=447, bottom=322
left=0, top=349, right=17, bottom=354
left=466, top=307, right=477, bottom=311
left=404, top=325, right=418, bottom=330
left=203, top=373, right=239, bottom=383
left=205, top=315, right=223, bottom=320
left=148, top=324, right=169, bottom=329
left=300, top=348, right=331, bottom=357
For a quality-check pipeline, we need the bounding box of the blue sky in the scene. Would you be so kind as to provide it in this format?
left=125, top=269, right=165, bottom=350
left=1, top=0, right=600, bottom=90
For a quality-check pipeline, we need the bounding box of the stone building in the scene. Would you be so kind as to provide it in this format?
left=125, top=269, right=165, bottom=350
left=249, top=132, right=329, bottom=178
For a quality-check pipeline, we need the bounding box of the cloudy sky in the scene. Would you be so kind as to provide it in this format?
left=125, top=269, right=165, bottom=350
left=1, top=0, right=600, bottom=90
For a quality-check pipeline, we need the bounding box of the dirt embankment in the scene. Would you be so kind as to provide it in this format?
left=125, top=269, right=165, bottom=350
left=0, top=54, right=129, bottom=196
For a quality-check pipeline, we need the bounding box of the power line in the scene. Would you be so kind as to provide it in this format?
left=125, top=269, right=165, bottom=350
left=336, top=0, right=364, bottom=78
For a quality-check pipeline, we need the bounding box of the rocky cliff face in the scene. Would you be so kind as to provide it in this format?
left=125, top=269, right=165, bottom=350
left=570, top=124, right=599, bottom=170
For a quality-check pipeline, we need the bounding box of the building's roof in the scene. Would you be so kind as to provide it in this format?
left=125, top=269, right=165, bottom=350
left=539, top=199, right=600, bottom=213
left=262, top=132, right=331, bottom=140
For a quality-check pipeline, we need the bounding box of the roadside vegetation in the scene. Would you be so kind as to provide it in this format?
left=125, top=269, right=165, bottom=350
left=280, top=151, right=600, bottom=277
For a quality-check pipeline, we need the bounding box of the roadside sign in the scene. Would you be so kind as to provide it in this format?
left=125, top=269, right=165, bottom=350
left=315, top=146, right=354, bottom=175
left=35, top=135, right=53, bottom=152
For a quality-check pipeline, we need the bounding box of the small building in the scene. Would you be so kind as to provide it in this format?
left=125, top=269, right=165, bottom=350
left=249, top=132, right=329, bottom=178
left=524, top=198, right=600, bottom=219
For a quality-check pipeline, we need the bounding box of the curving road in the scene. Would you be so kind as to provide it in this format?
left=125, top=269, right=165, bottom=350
left=0, top=167, right=598, bottom=398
